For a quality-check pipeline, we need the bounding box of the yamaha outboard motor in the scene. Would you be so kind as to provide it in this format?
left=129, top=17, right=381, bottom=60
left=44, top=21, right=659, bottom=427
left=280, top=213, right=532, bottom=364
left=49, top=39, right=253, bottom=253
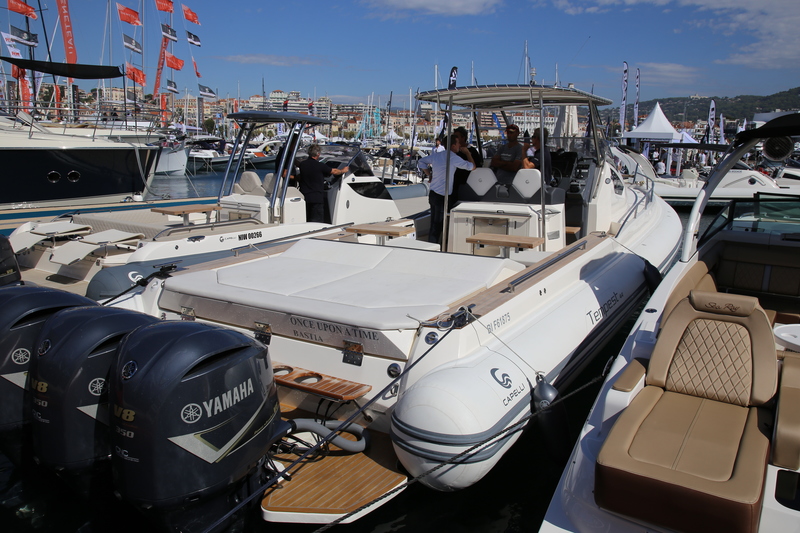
left=0, top=287, right=97, bottom=434
left=109, top=321, right=289, bottom=531
left=0, top=235, right=22, bottom=287
left=29, top=306, right=159, bottom=484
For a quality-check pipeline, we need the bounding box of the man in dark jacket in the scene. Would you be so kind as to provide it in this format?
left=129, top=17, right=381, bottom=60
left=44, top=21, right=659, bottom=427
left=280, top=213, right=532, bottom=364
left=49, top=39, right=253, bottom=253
left=297, top=144, right=349, bottom=223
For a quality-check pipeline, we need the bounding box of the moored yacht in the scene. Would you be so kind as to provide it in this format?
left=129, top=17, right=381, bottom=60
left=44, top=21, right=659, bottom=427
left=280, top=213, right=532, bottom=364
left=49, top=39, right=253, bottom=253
left=540, top=113, right=800, bottom=533
left=9, top=111, right=426, bottom=296
left=101, top=84, right=683, bottom=524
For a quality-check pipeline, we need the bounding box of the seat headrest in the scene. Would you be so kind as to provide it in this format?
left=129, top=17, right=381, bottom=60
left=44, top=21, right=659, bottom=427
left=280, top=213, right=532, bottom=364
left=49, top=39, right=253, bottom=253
left=240, top=171, right=262, bottom=190
left=689, top=290, right=757, bottom=317
left=511, top=169, right=542, bottom=199
left=467, top=168, right=497, bottom=197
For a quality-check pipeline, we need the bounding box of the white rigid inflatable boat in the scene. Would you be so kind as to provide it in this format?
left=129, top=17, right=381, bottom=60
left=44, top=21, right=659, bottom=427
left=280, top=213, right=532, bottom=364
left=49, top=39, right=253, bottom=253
left=99, top=84, right=683, bottom=524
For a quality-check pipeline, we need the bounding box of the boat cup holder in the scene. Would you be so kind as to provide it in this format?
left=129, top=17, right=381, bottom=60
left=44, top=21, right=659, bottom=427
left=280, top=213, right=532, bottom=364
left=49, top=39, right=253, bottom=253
left=273, top=365, right=293, bottom=377
left=293, top=372, right=322, bottom=385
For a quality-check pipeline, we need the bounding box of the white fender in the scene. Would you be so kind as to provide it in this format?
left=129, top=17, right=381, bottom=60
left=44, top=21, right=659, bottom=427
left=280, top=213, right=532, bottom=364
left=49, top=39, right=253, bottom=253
left=390, top=350, right=531, bottom=491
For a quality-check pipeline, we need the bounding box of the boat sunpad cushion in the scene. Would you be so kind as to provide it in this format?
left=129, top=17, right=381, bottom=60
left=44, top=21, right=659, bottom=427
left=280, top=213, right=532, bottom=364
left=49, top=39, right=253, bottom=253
left=49, top=230, right=145, bottom=266
left=163, top=238, right=525, bottom=330
left=9, top=221, right=92, bottom=252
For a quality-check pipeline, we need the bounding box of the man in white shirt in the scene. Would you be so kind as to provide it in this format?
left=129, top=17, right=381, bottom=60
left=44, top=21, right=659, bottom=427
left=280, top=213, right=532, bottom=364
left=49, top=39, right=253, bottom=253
left=418, top=136, right=475, bottom=244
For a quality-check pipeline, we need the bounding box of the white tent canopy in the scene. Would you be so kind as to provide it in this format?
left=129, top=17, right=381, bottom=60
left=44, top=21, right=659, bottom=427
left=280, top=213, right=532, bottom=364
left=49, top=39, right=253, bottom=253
left=622, top=102, right=681, bottom=141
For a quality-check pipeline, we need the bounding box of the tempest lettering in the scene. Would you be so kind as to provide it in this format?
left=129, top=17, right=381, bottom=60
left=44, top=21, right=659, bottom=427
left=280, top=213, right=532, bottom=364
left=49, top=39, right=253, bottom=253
left=486, top=312, right=511, bottom=334
left=202, top=378, right=254, bottom=417
left=587, top=291, right=623, bottom=326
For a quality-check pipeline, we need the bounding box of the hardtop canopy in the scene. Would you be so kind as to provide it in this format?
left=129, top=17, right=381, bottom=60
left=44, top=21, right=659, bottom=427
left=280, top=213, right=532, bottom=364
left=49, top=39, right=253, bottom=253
left=228, top=111, right=330, bottom=127
left=417, top=84, right=612, bottom=111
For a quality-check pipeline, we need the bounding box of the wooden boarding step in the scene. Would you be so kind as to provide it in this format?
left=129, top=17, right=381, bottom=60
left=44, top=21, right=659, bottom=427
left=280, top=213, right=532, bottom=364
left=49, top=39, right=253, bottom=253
left=272, top=362, right=371, bottom=402
left=262, top=406, right=407, bottom=524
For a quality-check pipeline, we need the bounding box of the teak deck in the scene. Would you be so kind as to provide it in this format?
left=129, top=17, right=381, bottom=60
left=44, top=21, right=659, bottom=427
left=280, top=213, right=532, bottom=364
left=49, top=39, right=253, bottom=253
left=262, top=406, right=406, bottom=522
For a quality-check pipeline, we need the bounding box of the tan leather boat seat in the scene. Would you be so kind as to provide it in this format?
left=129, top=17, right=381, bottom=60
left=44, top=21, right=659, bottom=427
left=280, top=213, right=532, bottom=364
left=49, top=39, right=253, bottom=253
left=596, top=290, right=777, bottom=533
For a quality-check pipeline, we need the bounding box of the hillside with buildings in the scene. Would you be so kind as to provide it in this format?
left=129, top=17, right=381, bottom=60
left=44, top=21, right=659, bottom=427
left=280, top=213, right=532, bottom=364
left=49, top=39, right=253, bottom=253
left=601, top=87, right=800, bottom=131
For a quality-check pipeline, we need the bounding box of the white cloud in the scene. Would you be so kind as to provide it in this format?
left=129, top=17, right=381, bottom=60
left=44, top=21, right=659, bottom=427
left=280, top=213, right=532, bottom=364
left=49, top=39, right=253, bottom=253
left=547, top=0, right=800, bottom=69
left=362, top=0, right=503, bottom=16
left=633, top=62, right=702, bottom=86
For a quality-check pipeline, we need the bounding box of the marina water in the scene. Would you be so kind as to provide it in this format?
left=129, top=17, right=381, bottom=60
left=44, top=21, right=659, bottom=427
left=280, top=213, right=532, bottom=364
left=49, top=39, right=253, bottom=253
left=0, top=170, right=704, bottom=533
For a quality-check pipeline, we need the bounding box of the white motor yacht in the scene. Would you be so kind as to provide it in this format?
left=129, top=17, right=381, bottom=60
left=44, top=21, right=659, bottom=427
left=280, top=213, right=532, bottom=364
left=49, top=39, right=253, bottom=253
left=100, top=84, right=683, bottom=524
left=9, top=111, right=427, bottom=296
left=540, top=113, right=800, bottom=533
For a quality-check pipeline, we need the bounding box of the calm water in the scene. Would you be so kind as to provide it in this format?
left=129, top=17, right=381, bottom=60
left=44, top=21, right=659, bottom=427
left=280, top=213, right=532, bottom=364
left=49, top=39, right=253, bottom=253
left=0, top=173, right=705, bottom=532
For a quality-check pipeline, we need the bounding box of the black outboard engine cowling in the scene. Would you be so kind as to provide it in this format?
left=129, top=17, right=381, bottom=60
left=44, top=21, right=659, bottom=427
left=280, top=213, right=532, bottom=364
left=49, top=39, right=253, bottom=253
left=0, top=286, right=97, bottom=432
left=30, top=306, right=159, bottom=472
left=0, top=235, right=22, bottom=287
left=109, top=321, right=288, bottom=528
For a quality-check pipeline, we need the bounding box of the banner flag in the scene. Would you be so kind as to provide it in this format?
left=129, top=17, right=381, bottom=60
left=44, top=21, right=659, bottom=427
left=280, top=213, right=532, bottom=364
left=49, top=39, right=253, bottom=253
left=634, top=68, right=640, bottom=128
left=448, top=66, right=458, bottom=90
left=155, top=0, right=173, bottom=12
left=198, top=84, right=215, bottom=98
left=117, top=3, right=141, bottom=25
left=708, top=99, right=716, bottom=144
left=154, top=36, right=169, bottom=96
left=719, top=113, right=725, bottom=144
left=165, top=51, right=184, bottom=70
left=9, top=25, right=37, bottom=47
left=161, top=24, right=178, bottom=42
left=123, top=34, right=142, bottom=54
left=182, top=4, right=200, bottom=24
left=166, top=79, right=178, bottom=93
left=192, top=58, right=201, bottom=77
left=619, top=61, right=628, bottom=132
left=9, top=0, right=37, bottom=19
left=1, top=33, right=24, bottom=58
left=186, top=31, right=201, bottom=46
left=126, top=62, right=146, bottom=85
left=56, top=0, right=77, bottom=65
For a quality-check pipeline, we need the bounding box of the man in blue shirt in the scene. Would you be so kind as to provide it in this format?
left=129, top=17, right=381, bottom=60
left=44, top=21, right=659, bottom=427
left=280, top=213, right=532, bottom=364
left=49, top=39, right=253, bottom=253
left=417, top=136, right=475, bottom=244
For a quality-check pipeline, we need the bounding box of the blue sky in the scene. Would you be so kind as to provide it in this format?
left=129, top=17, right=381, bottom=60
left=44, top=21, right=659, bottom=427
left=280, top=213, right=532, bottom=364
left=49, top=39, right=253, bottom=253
left=3, top=0, right=798, bottom=111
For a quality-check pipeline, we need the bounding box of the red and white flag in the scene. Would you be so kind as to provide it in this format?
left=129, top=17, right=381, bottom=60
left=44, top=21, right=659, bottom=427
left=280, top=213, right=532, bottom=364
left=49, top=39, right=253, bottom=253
left=155, top=0, right=173, bottom=12
left=126, top=63, right=146, bottom=86
left=165, top=51, right=184, bottom=71
left=182, top=4, right=200, bottom=24
left=117, top=3, right=141, bottom=26
left=56, top=0, right=77, bottom=65
left=8, top=0, right=37, bottom=19
left=192, top=58, right=201, bottom=78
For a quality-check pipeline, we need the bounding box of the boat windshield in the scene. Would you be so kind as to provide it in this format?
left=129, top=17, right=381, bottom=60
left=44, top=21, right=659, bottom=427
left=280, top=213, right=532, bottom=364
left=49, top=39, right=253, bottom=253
left=699, top=195, right=800, bottom=245
left=296, top=144, right=375, bottom=177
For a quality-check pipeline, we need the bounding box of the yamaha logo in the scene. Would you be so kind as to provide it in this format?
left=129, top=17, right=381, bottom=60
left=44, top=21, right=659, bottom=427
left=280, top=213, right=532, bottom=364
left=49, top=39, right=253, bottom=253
left=88, top=377, right=106, bottom=396
left=38, top=339, right=52, bottom=356
left=181, top=403, right=203, bottom=424
left=11, top=348, right=30, bottom=365
left=491, top=368, right=513, bottom=389
left=121, top=361, right=138, bottom=380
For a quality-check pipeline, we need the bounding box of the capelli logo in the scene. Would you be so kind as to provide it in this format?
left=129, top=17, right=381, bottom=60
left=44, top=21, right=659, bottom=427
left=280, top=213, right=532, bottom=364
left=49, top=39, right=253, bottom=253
left=491, top=368, right=512, bottom=389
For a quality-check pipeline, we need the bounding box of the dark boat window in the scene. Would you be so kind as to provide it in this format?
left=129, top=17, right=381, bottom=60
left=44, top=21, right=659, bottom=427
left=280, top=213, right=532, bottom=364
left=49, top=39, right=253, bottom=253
left=346, top=181, right=392, bottom=200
